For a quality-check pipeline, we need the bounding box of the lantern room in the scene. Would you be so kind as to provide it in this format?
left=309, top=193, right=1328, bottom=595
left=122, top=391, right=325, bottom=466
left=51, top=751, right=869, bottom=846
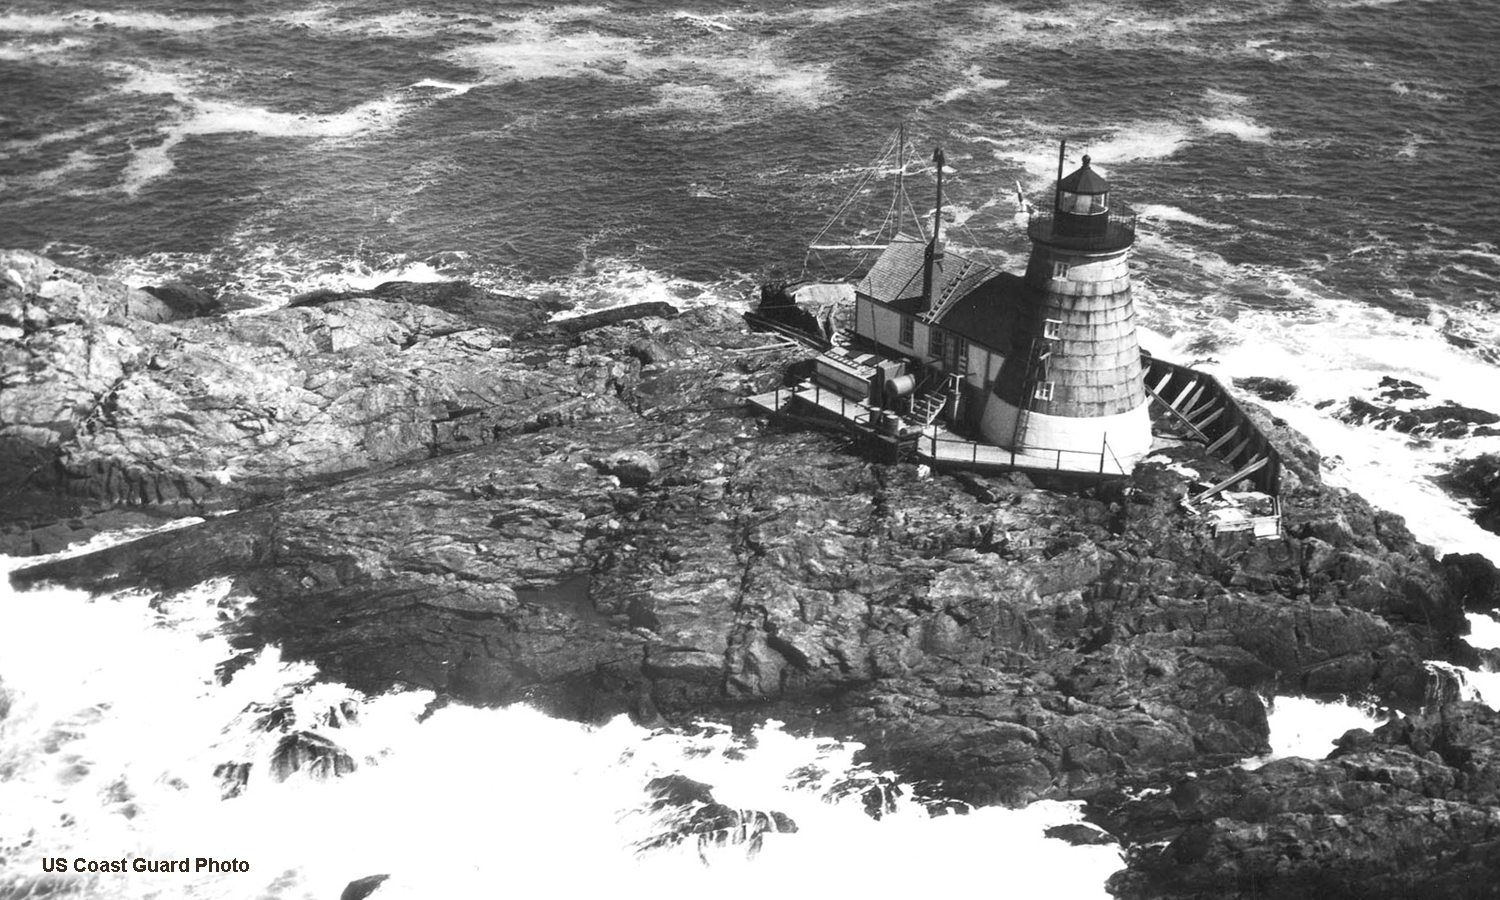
left=1055, top=154, right=1111, bottom=236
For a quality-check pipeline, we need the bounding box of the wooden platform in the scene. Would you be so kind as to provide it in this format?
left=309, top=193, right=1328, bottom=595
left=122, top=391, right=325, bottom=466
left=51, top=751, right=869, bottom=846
left=748, top=383, right=1132, bottom=479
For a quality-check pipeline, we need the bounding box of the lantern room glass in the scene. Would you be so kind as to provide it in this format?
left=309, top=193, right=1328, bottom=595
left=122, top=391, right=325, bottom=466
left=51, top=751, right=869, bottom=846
left=1059, top=190, right=1108, bottom=215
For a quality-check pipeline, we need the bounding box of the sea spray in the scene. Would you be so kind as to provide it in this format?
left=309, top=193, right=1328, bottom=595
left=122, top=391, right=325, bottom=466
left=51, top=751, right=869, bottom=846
left=1242, top=695, right=1390, bottom=769
left=1, top=548, right=1124, bottom=900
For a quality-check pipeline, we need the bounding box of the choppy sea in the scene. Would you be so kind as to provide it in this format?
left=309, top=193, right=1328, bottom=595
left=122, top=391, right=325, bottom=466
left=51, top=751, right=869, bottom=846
left=3, top=1, right=1500, bottom=897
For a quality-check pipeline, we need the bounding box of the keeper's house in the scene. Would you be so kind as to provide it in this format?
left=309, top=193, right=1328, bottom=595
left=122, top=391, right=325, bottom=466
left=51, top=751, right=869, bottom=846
left=837, top=152, right=1152, bottom=468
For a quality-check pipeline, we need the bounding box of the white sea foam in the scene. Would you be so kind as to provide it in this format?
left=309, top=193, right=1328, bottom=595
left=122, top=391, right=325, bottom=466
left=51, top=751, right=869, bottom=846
left=0, top=545, right=1125, bottom=900
left=335, top=261, right=447, bottom=292
left=407, top=79, right=480, bottom=96
left=970, top=5, right=1159, bottom=47
left=1244, top=38, right=1297, bottom=62
left=672, top=12, right=737, bottom=32
left=0, top=34, right=89, bottom=60
left=444, top=26, right=653, bottom=83
left=108, top=66, right=438, bottom=193
left=270, top=6, right=478, bottom=39
left=1134, top=204, right=1231, bottom=230
left=1200, top=115, right=1272, bottom=142
left=1427, top=660, right=1500, bottom=711
left=1454, top=247, right=1500, bottom=268
left=0, top=12, right=75, bottom=32
left=1389, top=81, right=1450, bottom=102
left=1137, top=253, right=1500, bottom=562
left=442, top=14, right=835, bottom=110
left=5, top=149, right=98, bottom=188
left=0, top=10, right=227, bottom=33
left=1086, top=123, right=1194, bottom=165
left=636, top=82, right=727, bottom=117
left=936, top=66, right=1010, bottom=104
left=1242, top=696, right=1388, bottom=768
left=1204, top=88, right=1250, bottom=106
left=548, top=256, right=746, bottom=321
left=996, top=123, right=1192, bottom=193
left=1468, top=613, right=1500, bottom=652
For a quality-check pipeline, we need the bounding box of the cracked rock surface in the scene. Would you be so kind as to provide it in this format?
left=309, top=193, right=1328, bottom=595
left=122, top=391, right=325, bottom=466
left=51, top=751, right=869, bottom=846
left=8, top=251, right=1500, bottom=898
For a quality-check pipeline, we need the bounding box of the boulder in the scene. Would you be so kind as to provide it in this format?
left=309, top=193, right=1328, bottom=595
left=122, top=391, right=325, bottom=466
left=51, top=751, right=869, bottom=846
left=0, top=248, right=175, bottom=335
left=142, top=280, right=219, bottom=319
left=340, top=874, right=390, bottom=900
left=269, top=731, right=357, bottom=782
left=1099, top=703, right=1500, bottom=900
left=638, top=774, right=797, bottom=857
left=1437, top=453, right=1500, bottom=536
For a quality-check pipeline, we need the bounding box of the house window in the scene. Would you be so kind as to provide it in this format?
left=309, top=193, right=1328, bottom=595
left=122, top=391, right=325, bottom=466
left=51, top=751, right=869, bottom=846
left=899, top=316, right=914, bottom=347
left=929, top=329, right=946, bottom=358
left=1034, top=381, right=1054, bottom=402
left=952, top=339, right=967, bottom=375
left=1044, top=318, right=1062, bottom=340
left=1052, top=262, right=1070, bottom=279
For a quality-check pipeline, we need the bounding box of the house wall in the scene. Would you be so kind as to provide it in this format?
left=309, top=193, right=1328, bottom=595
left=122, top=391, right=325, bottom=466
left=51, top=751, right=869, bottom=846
left=855, top=296, right=1007, bottom=395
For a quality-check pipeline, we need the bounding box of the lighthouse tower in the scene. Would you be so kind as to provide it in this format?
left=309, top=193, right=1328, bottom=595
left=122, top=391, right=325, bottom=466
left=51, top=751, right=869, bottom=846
left=977, top=149, right=1153, bottom=465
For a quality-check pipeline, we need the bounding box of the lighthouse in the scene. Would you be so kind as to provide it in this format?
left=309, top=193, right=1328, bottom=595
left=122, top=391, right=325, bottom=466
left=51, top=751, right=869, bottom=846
left=977, top=147, right=1153, bottom=464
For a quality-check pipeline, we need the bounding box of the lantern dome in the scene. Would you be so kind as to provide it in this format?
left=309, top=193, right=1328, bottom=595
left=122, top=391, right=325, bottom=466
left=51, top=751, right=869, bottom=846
left=1056, top=155, right=1109, bottom=216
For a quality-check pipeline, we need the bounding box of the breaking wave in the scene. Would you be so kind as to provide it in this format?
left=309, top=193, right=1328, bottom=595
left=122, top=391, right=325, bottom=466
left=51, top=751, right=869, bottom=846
left=0, top=541, right=1126, bottom=900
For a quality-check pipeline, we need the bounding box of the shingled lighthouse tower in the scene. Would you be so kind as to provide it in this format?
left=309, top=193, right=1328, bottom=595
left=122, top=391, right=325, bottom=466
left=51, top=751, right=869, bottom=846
left=977, top=147, right=1152, bottom=463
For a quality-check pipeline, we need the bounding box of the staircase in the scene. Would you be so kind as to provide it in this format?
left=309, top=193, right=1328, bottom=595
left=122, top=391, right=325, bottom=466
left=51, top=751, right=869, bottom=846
left=909, top=373, right=963, bottom=426
left=910, top=391, right=946, bottom=425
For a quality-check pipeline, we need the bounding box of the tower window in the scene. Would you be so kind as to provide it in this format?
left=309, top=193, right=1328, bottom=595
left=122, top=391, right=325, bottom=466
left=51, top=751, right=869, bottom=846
left=1034, top=381, right=1054, bottom=402
left=899, top=316, right=914, bottom=347
left=1052, top=262, right=1070, bottom=279
left=1043, top=318, right=1062, bottom=339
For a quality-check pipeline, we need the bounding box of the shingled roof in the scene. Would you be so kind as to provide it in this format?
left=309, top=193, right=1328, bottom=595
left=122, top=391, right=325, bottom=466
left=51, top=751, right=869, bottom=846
left=855, top=237, right=1019, bottom=351
left=856, top=237, right=1002, bottom=310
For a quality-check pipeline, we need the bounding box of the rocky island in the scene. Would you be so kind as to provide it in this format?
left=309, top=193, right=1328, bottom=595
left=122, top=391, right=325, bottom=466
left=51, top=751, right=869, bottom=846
left=5, top=248, right=1500, bottom=898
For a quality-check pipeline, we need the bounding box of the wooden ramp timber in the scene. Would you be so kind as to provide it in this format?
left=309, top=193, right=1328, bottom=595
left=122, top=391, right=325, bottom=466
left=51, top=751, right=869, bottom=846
left=1142, top=354, right=1282, bottom=497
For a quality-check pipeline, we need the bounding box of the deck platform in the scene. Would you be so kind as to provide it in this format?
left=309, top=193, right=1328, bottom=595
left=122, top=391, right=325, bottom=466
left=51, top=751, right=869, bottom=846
left=747, top=383, right=1135, bottom=479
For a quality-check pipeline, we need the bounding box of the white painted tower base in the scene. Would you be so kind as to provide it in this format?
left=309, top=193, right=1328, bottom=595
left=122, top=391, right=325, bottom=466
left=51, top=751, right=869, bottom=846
left=978, top=394, right=1153, bottom=473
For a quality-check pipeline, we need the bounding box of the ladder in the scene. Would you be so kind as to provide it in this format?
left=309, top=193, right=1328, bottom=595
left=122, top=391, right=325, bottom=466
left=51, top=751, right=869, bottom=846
left=1011, top=335, right=1053, bottom=449
left=920, top=257, right=978, bottom=324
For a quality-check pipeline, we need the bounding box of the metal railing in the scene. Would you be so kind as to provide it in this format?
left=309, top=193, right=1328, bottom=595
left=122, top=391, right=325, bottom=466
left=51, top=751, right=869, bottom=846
left=1027, top=212, right=1136, bottom=251
left=770, top=383, right=884, bottom=430
left=923, top=430, right=1130, bottom=476
left=763, top=384, right=1133, bottom=477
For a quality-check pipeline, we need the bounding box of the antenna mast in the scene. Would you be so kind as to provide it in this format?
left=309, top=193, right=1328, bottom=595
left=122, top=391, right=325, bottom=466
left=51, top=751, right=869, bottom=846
left=894, top=122, right=906, bottom=237
left=921, top=146, right=945, bottom=312
left=1055, top=139, right=1066, bottom=212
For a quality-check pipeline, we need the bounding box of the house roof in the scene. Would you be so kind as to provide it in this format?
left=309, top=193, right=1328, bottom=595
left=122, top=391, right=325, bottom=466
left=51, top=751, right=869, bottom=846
left=937, top=272, right=1026, bottom=352
left=856, top=237, right=1002, bottom=309
left=855, top=236, right=930, bottom=307
left=855, top=237, right=1023, bottom=352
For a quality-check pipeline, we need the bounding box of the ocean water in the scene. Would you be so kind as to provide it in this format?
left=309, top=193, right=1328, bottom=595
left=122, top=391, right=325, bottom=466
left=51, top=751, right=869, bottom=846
left=0, top=538, right=1129, bottom=900
left=3, top=0, right=1498, bottom=556
left=4, top=0, right=1500, bottom=896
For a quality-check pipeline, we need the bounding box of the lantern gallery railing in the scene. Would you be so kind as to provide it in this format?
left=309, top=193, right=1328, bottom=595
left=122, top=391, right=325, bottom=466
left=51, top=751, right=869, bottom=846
left=1027, top=212, right=1137, bottom=252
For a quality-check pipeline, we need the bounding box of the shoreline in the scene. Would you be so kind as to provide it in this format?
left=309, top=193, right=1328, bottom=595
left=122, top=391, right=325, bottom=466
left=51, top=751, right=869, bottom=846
left=5, top=248, right=1500, bottom=898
